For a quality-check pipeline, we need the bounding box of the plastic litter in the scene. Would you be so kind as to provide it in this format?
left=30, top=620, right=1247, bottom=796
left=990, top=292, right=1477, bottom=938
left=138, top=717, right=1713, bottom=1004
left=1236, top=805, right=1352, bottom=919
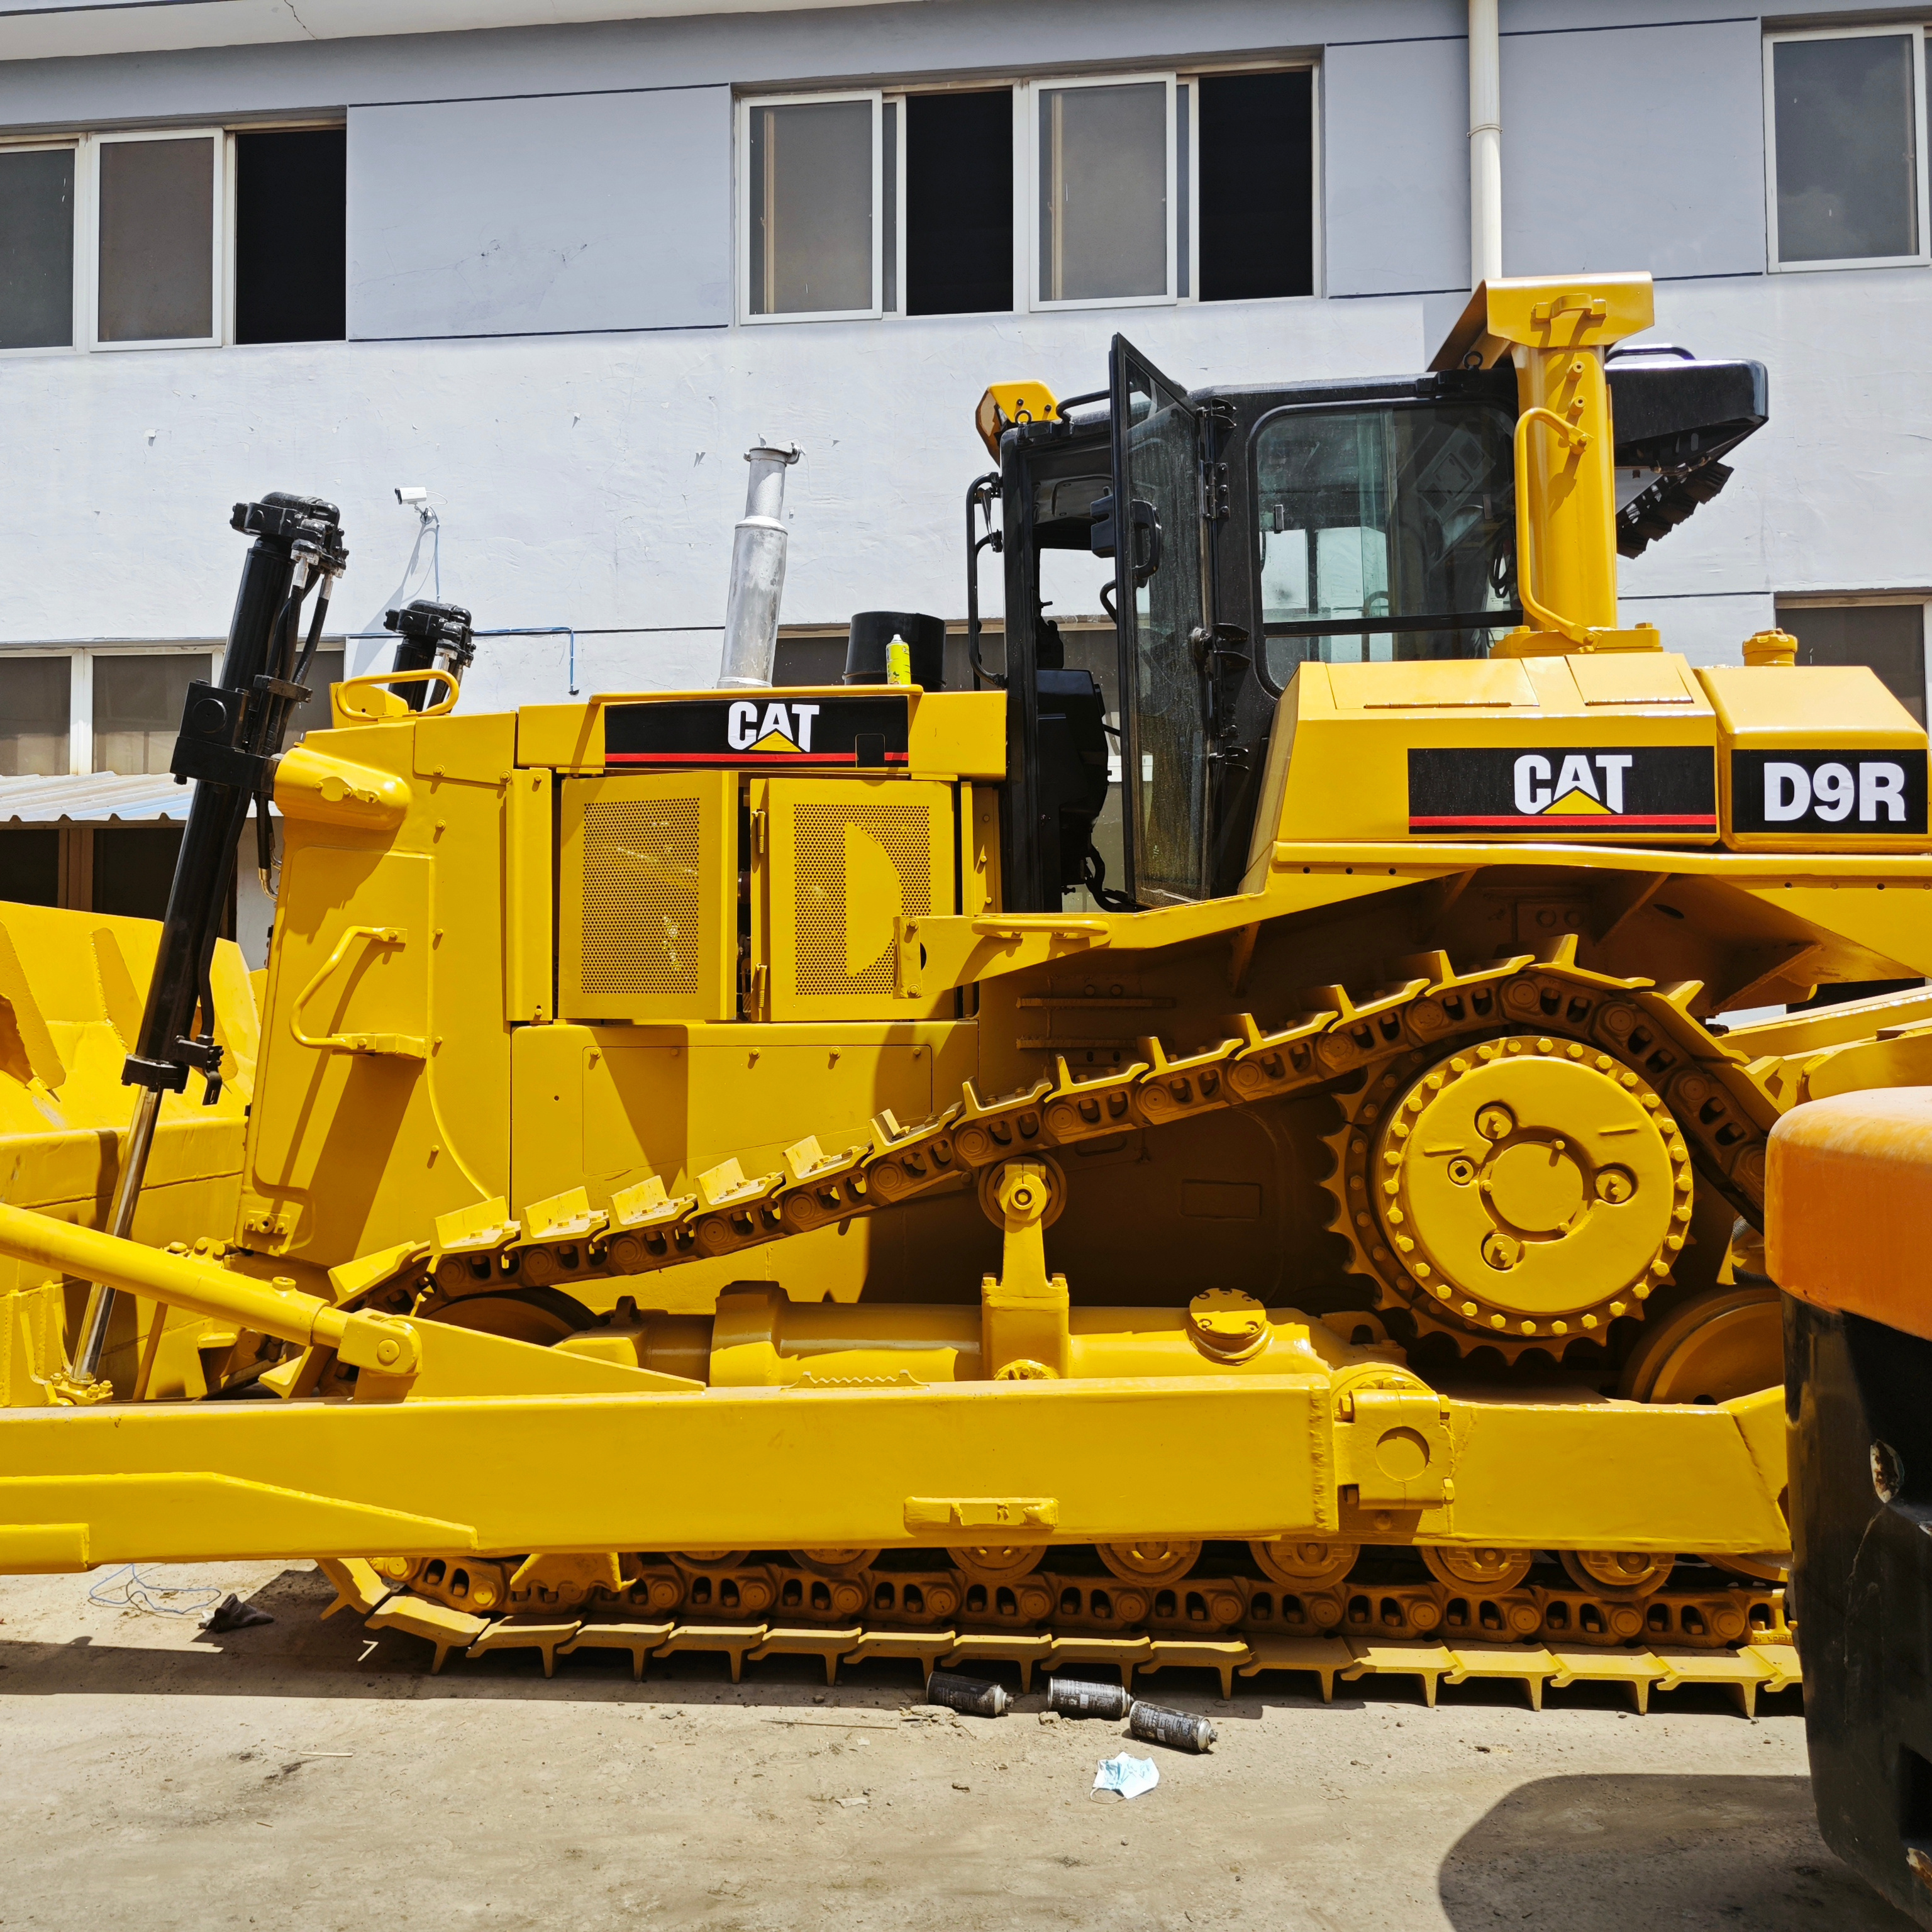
left=203, top=1593, right=275, bottom=1633
left=1048, top=1675, right=1134, bottom=1721
left=923, top=1669, right=1011, bottom=1717
left=1092, top=1753, right=1160, bottom=1799
left=1128, top=1701, right=1216, bottom=1753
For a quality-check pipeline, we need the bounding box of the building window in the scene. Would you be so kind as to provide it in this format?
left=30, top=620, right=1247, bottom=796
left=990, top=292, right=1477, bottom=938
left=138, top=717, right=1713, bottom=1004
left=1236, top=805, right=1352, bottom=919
left=1776, top=600, right=1928, bottom=726
left=1033, top=76, right=1175, bottom=308
left=1767, top=28, right=1929, bottom=270
left=235, top=128, right=347, bottom=345
left=743, top=94, right=882, bottom=321
left=742, top=67, right=1317, bottom=321
left=0, top=657, right=72, bottom=775
left=0, top=147, right=75, bottom=353
left=0, top=125, right=346, bottom=355
left=95, top=131, right=220, bottom=347
left=904, top=91, right=1013, bottom=317
left=93, top=653, right=207, bottom=774
left=0, top=646, right=218, bottom=775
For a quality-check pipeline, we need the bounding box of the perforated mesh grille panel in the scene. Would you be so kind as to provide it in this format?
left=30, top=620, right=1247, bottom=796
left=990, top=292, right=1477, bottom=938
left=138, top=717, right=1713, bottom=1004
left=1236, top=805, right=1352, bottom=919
left=579, top=797, right=702, bottom=994
left=792, top=801, right=931, bottom=997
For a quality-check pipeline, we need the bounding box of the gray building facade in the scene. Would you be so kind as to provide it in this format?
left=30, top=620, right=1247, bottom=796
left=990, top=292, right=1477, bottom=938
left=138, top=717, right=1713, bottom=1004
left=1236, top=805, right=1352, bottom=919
left=0, top=0, right=1928, bottom=951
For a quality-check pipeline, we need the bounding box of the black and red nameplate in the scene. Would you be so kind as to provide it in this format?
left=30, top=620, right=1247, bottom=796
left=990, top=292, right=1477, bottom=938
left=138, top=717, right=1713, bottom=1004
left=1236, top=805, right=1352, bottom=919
left=1407, top=746, right=1716, bottom=836
left=606, top=696, right=909, bottom=769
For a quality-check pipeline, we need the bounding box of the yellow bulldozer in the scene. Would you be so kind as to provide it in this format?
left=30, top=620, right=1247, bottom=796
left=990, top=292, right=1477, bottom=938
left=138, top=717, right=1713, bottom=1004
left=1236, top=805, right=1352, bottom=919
left=0, top=270, right=1924, bottom=1701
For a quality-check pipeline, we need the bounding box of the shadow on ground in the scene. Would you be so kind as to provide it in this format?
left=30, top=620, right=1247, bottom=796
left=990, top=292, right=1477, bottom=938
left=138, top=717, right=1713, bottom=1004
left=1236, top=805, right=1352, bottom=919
left=1438, top=1773, right=1918, bottom=1929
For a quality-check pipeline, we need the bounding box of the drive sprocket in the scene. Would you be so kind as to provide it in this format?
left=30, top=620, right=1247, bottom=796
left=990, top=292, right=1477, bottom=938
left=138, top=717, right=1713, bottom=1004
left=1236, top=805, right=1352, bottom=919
left=1330, top=1033, right=1694, bottom=1348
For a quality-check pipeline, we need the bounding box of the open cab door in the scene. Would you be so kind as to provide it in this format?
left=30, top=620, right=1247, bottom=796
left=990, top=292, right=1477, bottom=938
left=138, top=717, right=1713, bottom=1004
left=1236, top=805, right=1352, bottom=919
left=1100, top=336, right=1213, bottom=906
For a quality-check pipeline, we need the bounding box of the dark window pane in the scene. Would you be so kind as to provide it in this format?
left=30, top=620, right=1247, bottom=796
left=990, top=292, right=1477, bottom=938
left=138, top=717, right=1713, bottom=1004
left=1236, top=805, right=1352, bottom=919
left=906, top=90, right=1013, bottom=316
left=0, top=831, right=60, bottom=908
left=97, top=136, right=215, bottom=342
left=0, top=148, right=74, bottom=350
left=235, top=129, right=347, bottom=344
left=1199, top=71, right=1315, bottom=301
left=1777, top=602, right=1927, bottom=724
left=94, top=654, right=201, bottom=774
left=772, top=636, right=847, bottom=686
left=1774, top=35, right=1919, bottom=263
left=0, top=658, right=70, bottom=775
left=92, top=826, right=182, bottom=923
left=748, top=100, right=874, bottom=316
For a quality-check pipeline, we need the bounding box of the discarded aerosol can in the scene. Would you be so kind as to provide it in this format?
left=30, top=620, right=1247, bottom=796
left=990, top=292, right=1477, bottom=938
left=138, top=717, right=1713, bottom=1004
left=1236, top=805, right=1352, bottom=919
left=1128, top=1701, right=1217, bottom=1753
left=925, top=1670, right=1011, bottom=1718
left=1048, top=1676, right=1135, bottom=1721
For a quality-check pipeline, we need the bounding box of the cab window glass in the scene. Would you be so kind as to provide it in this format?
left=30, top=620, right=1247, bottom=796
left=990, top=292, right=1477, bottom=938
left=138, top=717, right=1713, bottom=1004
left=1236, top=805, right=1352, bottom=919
left=1255, top=402, right=1516, bottom=687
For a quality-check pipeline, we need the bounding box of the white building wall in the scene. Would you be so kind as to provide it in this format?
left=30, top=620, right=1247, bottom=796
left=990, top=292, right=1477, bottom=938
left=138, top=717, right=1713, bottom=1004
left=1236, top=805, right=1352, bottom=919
left=0, top=0, right=1926, bottom=692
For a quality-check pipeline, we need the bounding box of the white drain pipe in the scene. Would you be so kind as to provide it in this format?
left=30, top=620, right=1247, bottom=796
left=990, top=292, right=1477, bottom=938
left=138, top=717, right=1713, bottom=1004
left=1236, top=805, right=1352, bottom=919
left=1469, top=0, right=1502, bottom=287
left=716, top=442, right=801, bottom=690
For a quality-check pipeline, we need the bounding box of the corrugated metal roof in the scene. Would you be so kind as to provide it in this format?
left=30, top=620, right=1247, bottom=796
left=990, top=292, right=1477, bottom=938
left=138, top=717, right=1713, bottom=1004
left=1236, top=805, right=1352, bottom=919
left=0, top=774, right=265, bottom=824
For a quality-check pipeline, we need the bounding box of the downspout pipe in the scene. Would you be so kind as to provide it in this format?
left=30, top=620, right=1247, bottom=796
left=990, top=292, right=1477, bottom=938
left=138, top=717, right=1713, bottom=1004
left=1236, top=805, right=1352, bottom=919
left=1469, top=0, right=1502, bottom=287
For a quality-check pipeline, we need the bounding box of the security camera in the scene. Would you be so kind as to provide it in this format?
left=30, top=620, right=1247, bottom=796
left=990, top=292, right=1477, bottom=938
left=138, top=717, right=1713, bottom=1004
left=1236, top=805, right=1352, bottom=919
left=395, top=486, right=429, bottom=505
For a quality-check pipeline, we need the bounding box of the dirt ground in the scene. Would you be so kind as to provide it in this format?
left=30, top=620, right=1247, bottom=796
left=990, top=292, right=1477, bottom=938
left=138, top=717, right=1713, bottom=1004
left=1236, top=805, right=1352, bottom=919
left=0, top=1561, right=1909, bottom=1932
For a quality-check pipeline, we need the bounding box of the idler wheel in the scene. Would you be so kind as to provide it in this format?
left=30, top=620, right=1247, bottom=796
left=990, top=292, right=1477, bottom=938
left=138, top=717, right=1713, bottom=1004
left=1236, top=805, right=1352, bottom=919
left=1370, top=1035, right=1691, bottom=1340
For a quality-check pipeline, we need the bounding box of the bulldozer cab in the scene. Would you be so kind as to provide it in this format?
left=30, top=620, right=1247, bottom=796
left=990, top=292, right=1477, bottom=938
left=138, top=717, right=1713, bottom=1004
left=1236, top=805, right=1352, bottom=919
left=992, top=332, right=1764, bottom=909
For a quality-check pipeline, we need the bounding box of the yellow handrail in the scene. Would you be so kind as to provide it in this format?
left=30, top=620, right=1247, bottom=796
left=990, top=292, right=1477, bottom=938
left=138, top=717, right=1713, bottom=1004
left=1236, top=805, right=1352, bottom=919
left=1512, top=404, right=1593, bottom=644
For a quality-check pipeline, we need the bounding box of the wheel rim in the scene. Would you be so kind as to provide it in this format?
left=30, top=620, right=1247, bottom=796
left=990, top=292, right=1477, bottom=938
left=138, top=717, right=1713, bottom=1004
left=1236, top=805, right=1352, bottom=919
left=1097, top=1540, right=1201, bottom=1586
left=1559, top=1549, right=1674, bottom=1598
left=1419, top=1545, right=1535, bottom=1594
left=1249, top=1540, right=1360, bottom=1588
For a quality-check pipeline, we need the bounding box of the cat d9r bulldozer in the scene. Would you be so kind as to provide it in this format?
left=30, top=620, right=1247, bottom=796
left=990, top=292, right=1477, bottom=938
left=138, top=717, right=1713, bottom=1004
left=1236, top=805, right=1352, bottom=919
left=0, top=271, right=1924, bottom=1701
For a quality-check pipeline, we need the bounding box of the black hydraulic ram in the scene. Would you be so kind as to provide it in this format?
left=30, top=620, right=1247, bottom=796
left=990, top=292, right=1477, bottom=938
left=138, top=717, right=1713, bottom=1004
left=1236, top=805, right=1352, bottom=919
left=382, top=597, right=475, bottom=710
left=71, top=493, right=348, bottom=1389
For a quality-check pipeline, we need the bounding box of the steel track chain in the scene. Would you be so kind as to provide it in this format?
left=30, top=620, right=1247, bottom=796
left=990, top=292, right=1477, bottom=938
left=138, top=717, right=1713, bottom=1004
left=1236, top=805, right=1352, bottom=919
left=397, top=936, right=1779, bottom=1332
left=372, top=1548, right=1792, bottom=1662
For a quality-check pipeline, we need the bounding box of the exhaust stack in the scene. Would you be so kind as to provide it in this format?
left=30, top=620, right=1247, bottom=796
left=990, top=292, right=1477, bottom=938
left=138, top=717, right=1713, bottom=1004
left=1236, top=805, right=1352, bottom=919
left=716, top=443, right=801, bottom=689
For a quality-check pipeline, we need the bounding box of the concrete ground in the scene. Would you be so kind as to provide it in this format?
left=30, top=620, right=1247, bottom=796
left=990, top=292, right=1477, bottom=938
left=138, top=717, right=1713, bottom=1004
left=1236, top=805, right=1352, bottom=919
left=0, top=1562, right=1909, bottom=1932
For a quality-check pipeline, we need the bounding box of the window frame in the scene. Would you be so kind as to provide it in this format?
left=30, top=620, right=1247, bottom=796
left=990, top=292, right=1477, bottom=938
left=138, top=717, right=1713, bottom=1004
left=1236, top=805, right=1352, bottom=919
left=84, top=644, right=223, bottom=775
left=737, top=88, right=886, bottom=326
left=1763, top=24, right=1932, bottom=274
left=1774, top=592, right=1932, bottom=722
left=1025, top=70, right=1179, bottom=314
left=0, top=644, right=219, bottom=775
left=87, top=126, right=226, bottom=352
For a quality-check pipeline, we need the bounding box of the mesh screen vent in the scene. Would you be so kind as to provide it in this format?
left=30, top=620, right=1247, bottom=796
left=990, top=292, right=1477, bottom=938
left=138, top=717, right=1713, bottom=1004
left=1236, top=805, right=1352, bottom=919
left=792, top=801, right=931, bottom=997
left=579, top=797, right=702, bottom=994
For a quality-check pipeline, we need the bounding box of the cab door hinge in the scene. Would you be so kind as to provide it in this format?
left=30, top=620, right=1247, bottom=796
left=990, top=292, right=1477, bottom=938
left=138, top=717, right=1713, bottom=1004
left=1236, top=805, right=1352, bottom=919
left=1201, top=460, right=1231, bottom=524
